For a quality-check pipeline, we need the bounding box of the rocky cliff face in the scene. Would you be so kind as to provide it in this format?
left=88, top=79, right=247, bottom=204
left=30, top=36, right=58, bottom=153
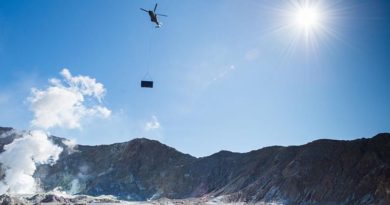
left=0, top=127, right=389, bottom=205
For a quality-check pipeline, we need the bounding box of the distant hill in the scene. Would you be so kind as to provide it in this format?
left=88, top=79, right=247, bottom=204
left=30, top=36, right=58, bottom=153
left=1, top=127, right=389, bottom=204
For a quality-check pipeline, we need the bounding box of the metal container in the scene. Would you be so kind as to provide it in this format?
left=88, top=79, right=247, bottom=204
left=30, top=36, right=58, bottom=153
left=141, top=80, right=153, bottom=88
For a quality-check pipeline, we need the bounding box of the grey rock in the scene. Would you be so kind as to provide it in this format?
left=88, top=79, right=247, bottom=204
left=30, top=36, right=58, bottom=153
left=0, top=127, right=389, bottom=205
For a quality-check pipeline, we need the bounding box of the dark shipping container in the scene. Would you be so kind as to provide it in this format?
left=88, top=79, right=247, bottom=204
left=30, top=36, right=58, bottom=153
left=141, top=80, right=153, bottom=88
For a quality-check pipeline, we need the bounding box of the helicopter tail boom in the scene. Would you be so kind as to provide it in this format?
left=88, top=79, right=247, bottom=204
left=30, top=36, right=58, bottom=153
left=154, top=3, right=158, bottom=12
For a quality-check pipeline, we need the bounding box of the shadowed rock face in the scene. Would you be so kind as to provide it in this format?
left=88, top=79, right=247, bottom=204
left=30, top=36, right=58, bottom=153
left=0, top=127, right=15, bottom=152
left=1, top=127, right=390, bottom=204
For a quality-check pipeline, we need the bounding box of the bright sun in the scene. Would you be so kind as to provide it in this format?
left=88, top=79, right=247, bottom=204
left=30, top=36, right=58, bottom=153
left=294, top=5, right=322, bottom=36
left=296, top=7, right=320, bottom=29
left=268, top=0, right=339, bottom=54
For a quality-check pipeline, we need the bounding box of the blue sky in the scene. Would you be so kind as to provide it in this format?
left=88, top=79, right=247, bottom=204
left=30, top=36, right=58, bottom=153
left=0, top=0, right=389, bottom=157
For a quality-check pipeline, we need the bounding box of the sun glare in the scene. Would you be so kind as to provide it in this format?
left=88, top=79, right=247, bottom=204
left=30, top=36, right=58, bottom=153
left=281, top=0, right=335, bottom=51
left=260, top=0, right=341, bottom=56
left=295, top=6, right=321, bottom=32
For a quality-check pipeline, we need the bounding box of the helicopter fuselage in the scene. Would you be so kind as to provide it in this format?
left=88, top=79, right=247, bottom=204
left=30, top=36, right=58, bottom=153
left=148, top=11, right=159, bottom=26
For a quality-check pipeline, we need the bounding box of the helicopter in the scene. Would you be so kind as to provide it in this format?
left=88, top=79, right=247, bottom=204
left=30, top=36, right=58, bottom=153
left=140, top=3, right=167, bottom=28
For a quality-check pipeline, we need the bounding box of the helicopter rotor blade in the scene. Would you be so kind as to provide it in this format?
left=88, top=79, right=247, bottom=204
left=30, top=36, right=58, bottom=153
left=157, top=14, right=168, bottom=17
left=140, top=8, right=148, bottom=12
left=154, top=3, right=158, bottom=12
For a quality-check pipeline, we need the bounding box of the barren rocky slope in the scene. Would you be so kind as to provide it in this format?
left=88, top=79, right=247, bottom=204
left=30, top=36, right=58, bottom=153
left=1, top=127, right=389, bottom=204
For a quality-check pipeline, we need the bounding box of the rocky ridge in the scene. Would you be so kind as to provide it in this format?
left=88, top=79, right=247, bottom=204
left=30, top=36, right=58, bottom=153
left=0, top=127, right=389, bottom=205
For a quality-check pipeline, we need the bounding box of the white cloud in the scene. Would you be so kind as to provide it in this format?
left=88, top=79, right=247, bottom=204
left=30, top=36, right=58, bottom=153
left=145, top=115, right=161, bottom=131
left=28, top=68, right=111, bottom=129
left=62, top=138, right=78, bottom=154
left=60, top=69, right=105, bottom=101
left=0, top=130, right=63, bottom=194
left=0, top=68, right=113, bottom=195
